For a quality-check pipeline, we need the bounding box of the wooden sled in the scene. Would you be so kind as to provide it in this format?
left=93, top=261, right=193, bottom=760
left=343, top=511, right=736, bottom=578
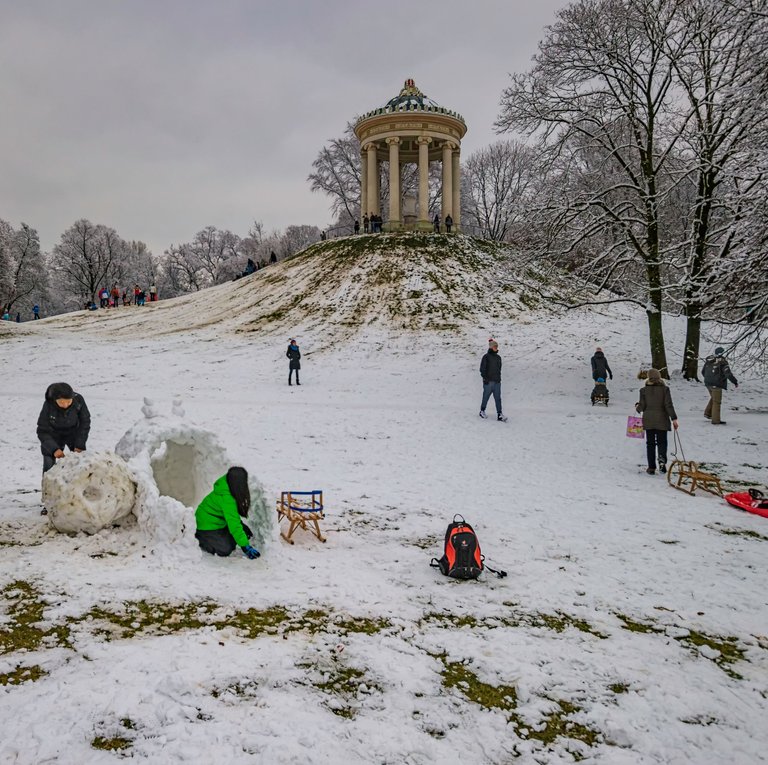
left=276, top=490, right=326, bottom=544
left=666, top=432, right=723, bottom=497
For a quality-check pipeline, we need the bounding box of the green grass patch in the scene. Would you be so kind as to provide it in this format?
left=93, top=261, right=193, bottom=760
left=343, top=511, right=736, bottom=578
left=518, top=698, right=601, bottom=749
left=0, top=664, right=46, bottom=685
left=91, top=736, right=132, bottom=752
left=0, top=580, right=72, bottom=654
left=440, top=658, right=518, bottom=714
left=679, top=630, right=745, bottom=680
left=86, top=599, right=220, bottom=639
left=615, top=614, right=664, bottom=634
left=608, top=682, right=630, bottom=694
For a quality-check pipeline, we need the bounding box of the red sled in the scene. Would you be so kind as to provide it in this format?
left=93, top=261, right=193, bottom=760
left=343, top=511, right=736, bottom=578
left=724, top=489, right=768, bottom=519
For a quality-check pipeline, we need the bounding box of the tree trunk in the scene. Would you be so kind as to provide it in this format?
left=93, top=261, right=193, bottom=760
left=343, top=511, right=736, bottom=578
left=646, top=258, right=669, bottom=377
left=682, top=311, right=701, bottom=380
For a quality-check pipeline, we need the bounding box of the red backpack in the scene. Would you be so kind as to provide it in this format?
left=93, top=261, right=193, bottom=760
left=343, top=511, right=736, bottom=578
left=431, top=515, right=507, bottom=580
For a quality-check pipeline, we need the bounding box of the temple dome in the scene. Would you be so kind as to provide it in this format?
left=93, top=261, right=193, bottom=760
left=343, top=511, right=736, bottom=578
left=355, top=78, right=466, bottom=125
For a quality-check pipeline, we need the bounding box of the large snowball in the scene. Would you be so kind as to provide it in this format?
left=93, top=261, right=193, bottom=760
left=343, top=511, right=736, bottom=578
left=43, top=451, right=137, bottom=535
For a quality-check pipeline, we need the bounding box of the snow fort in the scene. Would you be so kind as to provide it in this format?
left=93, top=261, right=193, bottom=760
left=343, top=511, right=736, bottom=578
left=46, top=397, right=274, bottom=550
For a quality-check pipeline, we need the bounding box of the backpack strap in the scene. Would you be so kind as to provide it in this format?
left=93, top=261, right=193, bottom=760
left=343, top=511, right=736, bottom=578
left=429, top=558, right=442, bottom=569
left=481, top=555, right=507, bottom=579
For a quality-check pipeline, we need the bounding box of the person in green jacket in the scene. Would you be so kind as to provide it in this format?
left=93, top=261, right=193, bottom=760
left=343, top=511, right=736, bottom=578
left=195, top=467, right=260, bottom=559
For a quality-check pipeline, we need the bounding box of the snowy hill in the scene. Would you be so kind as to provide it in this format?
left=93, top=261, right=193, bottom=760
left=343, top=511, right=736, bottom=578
left=1, top=242, right=767, bottom=764
left=36, top=233, right=538, bottom=345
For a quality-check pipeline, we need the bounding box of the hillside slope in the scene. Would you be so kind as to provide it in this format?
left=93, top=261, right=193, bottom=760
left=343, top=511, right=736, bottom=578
left=36, top=234, right=536, bottom=342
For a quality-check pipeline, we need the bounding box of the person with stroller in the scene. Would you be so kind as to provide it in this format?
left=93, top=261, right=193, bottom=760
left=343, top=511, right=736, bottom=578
left=195, top=467, right=260, bottom=559
left=287, top=338, right=301, bottom=385
left=591, top=378, right=609, bottom=405
left=635, top=368, right=678, bottom=475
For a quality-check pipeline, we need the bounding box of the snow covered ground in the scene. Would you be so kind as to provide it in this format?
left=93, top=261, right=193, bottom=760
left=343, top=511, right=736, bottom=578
left=1, top=294, right=767, bottom=764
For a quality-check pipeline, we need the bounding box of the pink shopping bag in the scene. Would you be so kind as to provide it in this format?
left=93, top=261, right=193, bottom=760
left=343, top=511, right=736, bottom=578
left=626, top=415, right=644, bottom=438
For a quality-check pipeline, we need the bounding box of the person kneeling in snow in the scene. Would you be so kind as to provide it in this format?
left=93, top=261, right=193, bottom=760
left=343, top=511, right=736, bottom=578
left=195, top=467, right=260, bottom=559
left=36, top=382, right=91, bottom=473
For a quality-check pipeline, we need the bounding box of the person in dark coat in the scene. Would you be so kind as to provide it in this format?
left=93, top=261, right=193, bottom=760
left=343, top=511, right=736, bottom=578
left=36, top=382, right=91, bottom=473
left=270, top=251, right=277, bottom=264
left=445, top=214, right=453, bottom=233
left=287, top=339, right=301, bottom=386
left=702, top=347, right=738, bottom=425
left=354, top=219, right=360, bottom=234
left=479, top=339, right=508, bottom=422
left=433, top=214, right=440, bottom=233
left=591, top=347, right=613, bottom=381
left=635, top=368, right=678, bottom=474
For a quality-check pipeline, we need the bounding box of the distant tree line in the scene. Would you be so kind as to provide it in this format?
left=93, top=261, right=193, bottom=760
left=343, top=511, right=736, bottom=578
left=0, top=217, right=321, bottom=318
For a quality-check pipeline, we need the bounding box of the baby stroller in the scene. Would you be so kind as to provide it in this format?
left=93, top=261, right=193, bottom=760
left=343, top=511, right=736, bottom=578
left=591, top=377, right=609, bottom=406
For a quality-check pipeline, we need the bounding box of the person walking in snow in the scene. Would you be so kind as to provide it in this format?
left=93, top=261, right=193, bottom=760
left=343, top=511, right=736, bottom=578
left=149, top=284, right=158, bottom=302
left=591, top=347, right=613, bottom=382
left=433, top=214, right=440, bottom=233
left=36, top=382, right=91, bottom=474
left=479, top=339, right=507, bottom=422
left=32, top=304, right=40, bottom=320
left=354, top=219, right=360, bottom=234
left=287, top=339, right=301, bottom=386
left=702, top=347, right=738, bottom=425
left=363, top=214, right=369, bottom=234
left=195, top=467, right=260, bottom=559
left=635, top=368, right=678, bottom=475
left=445, top=214, right=453, bottom=233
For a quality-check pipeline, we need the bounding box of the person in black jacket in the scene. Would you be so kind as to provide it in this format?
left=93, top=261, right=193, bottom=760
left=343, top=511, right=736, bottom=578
left=36, top=382, right=91, bottom=473
left=286, top=339, right=301, bottom=386
left=702, top=347, right=738, bottom=425
left=591, top=347, right=613, bottom=381
left=479, top=339, right=507, bottom=422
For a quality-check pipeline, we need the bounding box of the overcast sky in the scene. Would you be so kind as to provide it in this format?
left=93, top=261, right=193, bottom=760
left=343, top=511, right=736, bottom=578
left=0, top=0, right=566, bottom=256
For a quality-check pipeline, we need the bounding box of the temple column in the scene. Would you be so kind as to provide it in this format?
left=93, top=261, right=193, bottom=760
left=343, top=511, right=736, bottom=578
left=366, top=143, right=379, bottom=216
left=441, top=141, right=454, bottom=222
left=387, top=137, right=401, bottom=228
left=417, top=137, right=431, bottom=225
left=452, top=149, right=461, bottom=230
left=360, top=150, right=367, bottom=223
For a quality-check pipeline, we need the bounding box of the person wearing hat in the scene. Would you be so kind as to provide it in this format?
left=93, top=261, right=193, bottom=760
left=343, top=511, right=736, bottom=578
left=635, top=368, right=678, bottom=474
left=590, top=347, right=613, bottom=381
left=286, top=338, right=301, bottom=386
left=36, top=382, right=91, bottom=473
left=479, top=339, right=508, bottom=422
left=702, top=347, right=738, bottom=425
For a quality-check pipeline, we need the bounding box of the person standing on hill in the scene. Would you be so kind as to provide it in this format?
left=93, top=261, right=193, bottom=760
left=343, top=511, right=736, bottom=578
left=287, top=339, right=301, bottom=386
left=702, top=347, right=738, bottom=425
left=33, top=304, right=40, bottom=320
left=479, top=339, right=508, bottom=422
left=635, top=368, right=678, bottom=474
left=149, top=284, right=158, bottom=302
left=591, top=347, right=613, bottom=381
left=36, top=382, right=91, bottom=474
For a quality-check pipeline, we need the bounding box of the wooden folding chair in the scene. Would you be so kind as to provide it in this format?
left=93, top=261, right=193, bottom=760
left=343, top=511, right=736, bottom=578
left=276, top=490, right=326, bottom=544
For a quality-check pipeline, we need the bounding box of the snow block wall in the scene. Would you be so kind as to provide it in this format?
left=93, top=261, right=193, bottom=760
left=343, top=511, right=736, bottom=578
left=115, top=398, right=274, bottom=550
left=43, top=451, right=136, bottom=535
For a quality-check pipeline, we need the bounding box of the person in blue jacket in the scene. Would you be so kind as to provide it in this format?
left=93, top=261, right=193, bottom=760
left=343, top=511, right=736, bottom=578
left=287, top=339, right=301, bottom=386
left=195, top=467, right=260, bottom=559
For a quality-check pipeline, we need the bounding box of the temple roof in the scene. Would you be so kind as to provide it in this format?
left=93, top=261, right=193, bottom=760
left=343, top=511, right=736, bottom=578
left=355, top=79, right=466, bottom=125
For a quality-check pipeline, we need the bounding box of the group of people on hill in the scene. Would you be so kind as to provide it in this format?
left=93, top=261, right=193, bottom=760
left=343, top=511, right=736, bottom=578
left=88, top=283, right=158, bottom=311
left=351, top=213, right=455, bottom=235
left=2, top=304, right=40, bottom=322
left=236, top=253, right=278, bottom=279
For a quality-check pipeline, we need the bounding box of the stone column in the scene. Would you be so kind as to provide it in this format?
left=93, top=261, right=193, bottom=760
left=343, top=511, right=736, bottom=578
left=441, top=142, right=454, bottom=222
left=360, top=150, right=367, bottom=223
left=387, top=137, right=401, bottom=229
left=366, top=143, right=379, bottom=216
left=452, top=149, right=461, bottom=230
left=417, top=137, right=431, bottom=225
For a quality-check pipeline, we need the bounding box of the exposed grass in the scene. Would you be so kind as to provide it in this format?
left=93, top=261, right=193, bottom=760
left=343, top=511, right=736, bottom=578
left=608, top=682, right=630, bottom=694
left=615, top=613, right=664, bottom=635
left=304, top=658, right=382, bottom=720
left=706, top=523, right=768, bottom=542
left=440, top=658, right=518, bottom=714
left=91, top=736, right=132, bottom=752
left=0, top=580, right=72, bottom=654
left=517, top=698, right=601, bottom=750
left=86, top=599, right=220, bottom=639
left=0, top=664, right=46, bottom=686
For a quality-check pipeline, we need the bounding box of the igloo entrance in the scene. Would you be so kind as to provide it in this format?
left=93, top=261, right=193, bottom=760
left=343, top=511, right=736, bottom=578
left=151, top=440, right=206, bottom=509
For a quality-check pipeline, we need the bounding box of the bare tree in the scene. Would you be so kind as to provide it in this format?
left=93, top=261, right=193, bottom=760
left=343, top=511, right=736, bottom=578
left=496, top=0, right=695, bottom=375
left=49, top=219, right=129, bottom=308
left=462, top=140, right=538, bottom=241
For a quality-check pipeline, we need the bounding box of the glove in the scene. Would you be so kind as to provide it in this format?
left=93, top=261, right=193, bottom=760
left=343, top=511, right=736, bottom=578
left=241, top=545, right=260, bottom=559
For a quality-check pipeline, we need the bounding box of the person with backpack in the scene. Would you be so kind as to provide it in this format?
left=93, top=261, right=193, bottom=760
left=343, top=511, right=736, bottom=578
left=36, top=382, right=91, bottom=473
left=195, top=467, right=260, bottom=559
left=635, top=368, right=678, bottom=475
left=702, top=347, right=738, bottom=425
left=287, top=338, right=301, bottom=385
left=590, top=347, right=613, bottom=381
left=479, top=339, right=508, bottom=422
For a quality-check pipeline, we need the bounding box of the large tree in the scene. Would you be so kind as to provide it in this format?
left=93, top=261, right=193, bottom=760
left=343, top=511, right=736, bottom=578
left=496, top=0, right=695, bottom=375
left=0, top=221, right=47, bottom=314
